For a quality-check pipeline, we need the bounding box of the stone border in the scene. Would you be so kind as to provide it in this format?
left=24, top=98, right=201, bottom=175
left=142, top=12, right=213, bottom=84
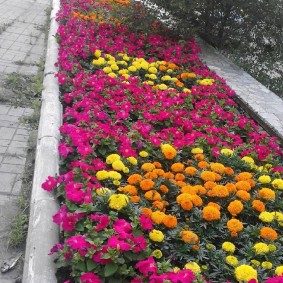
left=22, top=0, right=61, bottom=282
left=196, top=37, right=283, bottom=145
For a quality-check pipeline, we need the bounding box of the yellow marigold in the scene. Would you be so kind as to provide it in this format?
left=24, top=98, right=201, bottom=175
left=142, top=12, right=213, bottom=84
left=252, top=200, right=265, bottom=212
left=227, top=200, right=244, bottom=216
left=262, top=261, right=273, bottom=269
left=127, top=156, right=137, bottom=165
left=235, top=172, right=253, bottom=181
left=185, top=166, right=198, bottom=176
left=272, top=212, right=283, bottom=225
left=184, top=262, right=201, bottom=274
left=207, top=185, right=229, bottom=198
left=226, top=255, right=238, bottom=266
left=140, top=179, right=155, bottom=191
left=260, top=227, right=278, bottom=241
left=108, top=194, right=129, bottom=210
left=222, top=242, right=236, bottom=253
left=272, top=179, right=283, bottom=190
left=96, top=170, right=109, bottom=180
left=108, top=171, right=122, bottom=180
left=241, top=156, right=255, bottom=165
left=202, top=206, right=221, bottom=221
left=227, top=219, right=243, bottom=237
left=96, top=187, right=111, bottom=196
left=151, top=211, right=166, bottom=224
left=235, top=265, right=257, bottom=282
left=127, top=174, right=143, bottom=185
left=251, top=259, right=260, bottom=268
left=141, top=163, right=155, bottom=172
left=235, top=180, right=251, bottom=191
left=106, top=154, right=120, bottom=164
left=236, top=190, right=251, bottom=201
left=258, top=175, right=271, bottom=184
left=112, top=160, right=125, bottom=171
left=144, top=190, right=161, bottom=201
left=198, top=161, right=209, bottom=168
left=259, top=188, right=275, bottom=200
left=191, top=147, right=203, bottom=154
left=275, top=266, right=283, bottom=276
left=210, top=162, right=225, bottom=174
left=200, top=171, right=216, bottom=182
left=171, top=163, right=185, bottom=172
left=151, top=249, right=162, bottom=259
left=149, top=229, right=164, bottom=242
left=254, top=242, right=269, bottom=254
left=259, top=211, right=274, bottom=222
left=268, top=244, right=277, bottom=252
left=141, top=207, right=152, bottom=217
left=220, top=148, right=234, bottom=156
left=94, top=49, right=101, bottom=58
left=162, top=215, right=178, bottom=229
left=180, top=230, right=199, bottom=244
left=139, top=151, right=148, bottom=157
left=161, top=144, right=177, bottom=160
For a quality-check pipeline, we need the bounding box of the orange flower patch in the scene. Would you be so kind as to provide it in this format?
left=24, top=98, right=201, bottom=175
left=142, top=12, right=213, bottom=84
left=200, top=171, right=216, bottom=182
left=227, top=219, right=243, bottom=237
left=159, top=185, right=169, bottom=194
left=225, top=183, right=237, bottom=193
left=127, top=174, right=142, bottom=184
left=207, top=202, right=221, bottom=210
left=184, top=166, right=198, bottom=176
left=181, top=185, right=197, bottom=194
left=161, top=144, right=177, bottom=160
left=198, top=161, right=209, bottom=168
left=141, top=207, right=152, bottom=217
left=207, top=185, right=229, bottom=198
left=140, top=179, right=155, bottom=191
left=163, top=215, right=178, bottom=228
left=204, top=181, right=217, bottom=190
left=202, top=206, right=221, bottom=221
left=151, top=211, right=166, bottom=224
left=235, top=181, right=251, bottom=191
left=260, top=227, right=278, bottom=241
left=235, top=172, right=253, bottom=181
left=180, top=230, right=199, bottom=244
left=144, top=190, right=162, bottom=201
left=171, top=163, right=185, bottom=172
left=130, top=195, right=140, bottom=203
left=141, top=162, right=155, bottom=172
left=153, top=161, right=162, bottom=168
left=118, top=185, right=138, bottom=195
left=210, top=163, right=226, bottom=174
left=252, top=199, right=265, bottom=212
left=224, top=167, right=234, bottom=175
left=227, top=200, right=244, bottom=216
left=258, top=188, right=275, bottom=200
left=194, top=154, right=205, bottom=161
left=236, top=190, right=251, bottom=201
left=175, top=173, right=185, bottom=181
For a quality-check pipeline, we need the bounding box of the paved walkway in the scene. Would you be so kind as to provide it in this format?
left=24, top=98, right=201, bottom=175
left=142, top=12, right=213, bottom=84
left=196, top=38, right=283, bottom=143
left=0, top=0, right=51, bottom=282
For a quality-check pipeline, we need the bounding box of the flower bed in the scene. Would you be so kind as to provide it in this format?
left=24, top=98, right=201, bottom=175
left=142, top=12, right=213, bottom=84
left=44, top=0, right=283, bottom=282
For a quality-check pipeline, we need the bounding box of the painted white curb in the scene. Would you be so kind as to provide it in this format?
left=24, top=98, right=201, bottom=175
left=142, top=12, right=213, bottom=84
left=23, top=0, right=61, bottom=282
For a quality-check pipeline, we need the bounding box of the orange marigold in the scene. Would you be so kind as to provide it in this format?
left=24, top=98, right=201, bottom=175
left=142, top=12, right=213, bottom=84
left=141, top=208, right=152, bottom=217
left=180, top=230, right=199, bottom=244
left=207, top=202, right=221, bottom=210
left=119, top=185, right=137, bottom=195
left=235, top=172, right=253, bottom=181
left=164, top=172, right=175, bottom=179
left=200, top=171, right=216, bottom=182
left=159, top=185, right=169, bottom=194
left=198, top=161, right=209, bottom=168
left=152, top=201, right=165, bottom=211
left=210, top=163, right=226, bottom=174
left=207, top=185, right=229, bottom=198
left=190, top=194, right=203, bottom=207
left=194, top=153, right=205, bottom=161
left=204, top=181, right=217, bottom=190
left=153, top=169, right=165, bottom=176
left=247, top=179, right=256, bottom=187
left=185, top=166, right=198, bottom=176
left=161, top=144, right=177, bottom=160
left=227, top=219, right=243, bottom=236
left=171, top=163, right=185, bottom=172
left=180, top=199, right=193, bottom=211
left=162, top=215, right=178, bottom=228
left=141, top=163, right=155, bottom=172
left=181, top=185, right=197, bottom=194
left=127, top=174, right=142, bottom=185
left=227, top=200, right=244, bottom=216
left=144, top=172, right=158, bottom=179
left=236, top=190, right=251, bottom=201
left=175, top=173, right=186, bottom=181
left=130, top=196, right=140, bottom=203
left=151, top=211, right=166, bottom=224
left=159, top=65, right=167, bottom=71
left=140, top=179, right=155, bottom=191
left=225, top=183, right=237, bottom=193
left=144, top=190, right=161, bottom=201
left=153, top=161, right=162, bottom=168
left=260, top=227, right=278, bottom=241
left=176, top=180, right=187, bottom=187
left=259, top=188, right=275, bottom=200
left=224, top=167, right=234, bottom=175
left=214, top=173, right=222, bottom=181
left=203, top=206, right=221, bottom=221
left=252, top=200, right=265, bottom=212
left=235, top=181, right=251, bottom=191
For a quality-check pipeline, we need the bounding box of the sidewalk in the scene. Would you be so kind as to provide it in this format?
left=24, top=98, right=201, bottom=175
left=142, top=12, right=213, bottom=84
left=0, top=0, right=51, bottom=282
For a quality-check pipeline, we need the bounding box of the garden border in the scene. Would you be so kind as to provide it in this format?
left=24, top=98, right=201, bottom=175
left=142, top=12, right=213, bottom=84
left=22, top=0, right=61, bottom=282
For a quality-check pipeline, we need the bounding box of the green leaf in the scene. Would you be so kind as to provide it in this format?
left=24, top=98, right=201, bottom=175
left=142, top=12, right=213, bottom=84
left=86, top=259, right=97, bottom=271
left=104, top=262, right=118, bottom=277
left=76, top=261, right=86, bottom=272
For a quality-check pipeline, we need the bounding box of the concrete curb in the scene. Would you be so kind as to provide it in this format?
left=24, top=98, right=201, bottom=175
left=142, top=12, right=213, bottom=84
left=23, top=0, right=61, bottom=282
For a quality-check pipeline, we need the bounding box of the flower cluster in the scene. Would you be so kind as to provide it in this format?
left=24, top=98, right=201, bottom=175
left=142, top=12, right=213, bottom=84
left=44, top=0, right=283, bottom=282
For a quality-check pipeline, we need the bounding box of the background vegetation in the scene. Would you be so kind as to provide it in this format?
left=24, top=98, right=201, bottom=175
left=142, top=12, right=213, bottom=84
left=140, top=0, right=283, bottom=97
